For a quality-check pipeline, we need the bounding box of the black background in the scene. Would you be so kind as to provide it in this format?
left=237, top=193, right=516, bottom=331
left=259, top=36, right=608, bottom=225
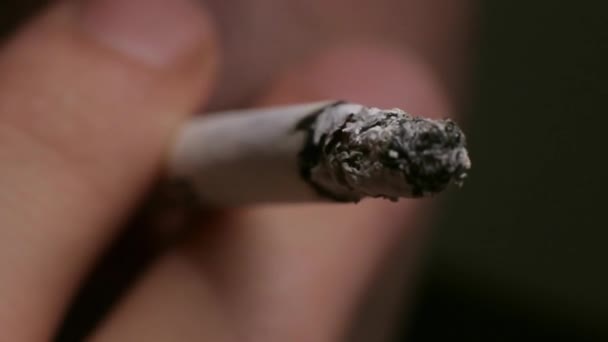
left=403, top=1, right=608, bottom=341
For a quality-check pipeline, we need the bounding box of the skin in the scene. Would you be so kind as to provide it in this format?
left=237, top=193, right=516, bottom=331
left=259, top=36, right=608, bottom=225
left=0, top=0, right=472, bottom=340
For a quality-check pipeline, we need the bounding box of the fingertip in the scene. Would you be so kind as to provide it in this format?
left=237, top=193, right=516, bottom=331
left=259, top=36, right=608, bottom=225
left=79, top=0, right=216, bottom=68
left=258, top=44, right=452, bottom=118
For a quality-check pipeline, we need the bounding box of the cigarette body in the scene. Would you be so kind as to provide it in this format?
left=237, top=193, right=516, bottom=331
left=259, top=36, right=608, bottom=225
left=168, top=101, right=470, bottom=206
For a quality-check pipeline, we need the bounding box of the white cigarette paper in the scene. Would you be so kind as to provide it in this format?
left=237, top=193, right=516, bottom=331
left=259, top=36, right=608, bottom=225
left=168, top=101, right=471, bottom=206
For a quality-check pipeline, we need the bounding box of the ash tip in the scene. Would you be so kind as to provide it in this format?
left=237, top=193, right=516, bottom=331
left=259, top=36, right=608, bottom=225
left=306, top=103, right=471, bottom=202
left=390, top=114, right=471, bottom=196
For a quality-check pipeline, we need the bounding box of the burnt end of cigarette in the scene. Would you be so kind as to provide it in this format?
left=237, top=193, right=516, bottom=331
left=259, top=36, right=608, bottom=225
left=297, top=104, right=471, bottom=202
left=393, top=117, right=469, bottom=196
left=296, top=102, right=353, bottom=202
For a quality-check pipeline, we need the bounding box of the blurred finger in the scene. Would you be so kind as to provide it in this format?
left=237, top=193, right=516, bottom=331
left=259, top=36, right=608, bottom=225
left=0, top=0, right=217, bottom=339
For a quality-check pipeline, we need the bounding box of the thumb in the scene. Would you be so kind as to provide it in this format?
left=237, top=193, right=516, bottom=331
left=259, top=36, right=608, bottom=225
left=0, top=0, right=217, bottom=340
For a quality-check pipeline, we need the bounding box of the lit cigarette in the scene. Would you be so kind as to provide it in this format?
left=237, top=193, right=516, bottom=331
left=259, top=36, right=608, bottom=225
left=168, top=101, right=471, bottom=206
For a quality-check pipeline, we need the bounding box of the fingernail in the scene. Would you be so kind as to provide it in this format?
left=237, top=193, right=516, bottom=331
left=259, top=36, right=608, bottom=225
left=80, top=0, right=213, bottom=67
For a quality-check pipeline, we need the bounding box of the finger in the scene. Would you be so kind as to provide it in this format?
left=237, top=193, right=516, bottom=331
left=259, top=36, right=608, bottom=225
left=250, top=46, right=451, bottom=341
left=0, top=0, right=217, bottom=339
left=92, top=45, right=450, bottom=342
left=203, top=0, right=472, bottom=108
left=195, top=45, right=450, bottom=342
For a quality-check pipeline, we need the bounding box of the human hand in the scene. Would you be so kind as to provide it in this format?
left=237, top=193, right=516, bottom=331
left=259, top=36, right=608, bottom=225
left=0, top=0, right=471, bottom=340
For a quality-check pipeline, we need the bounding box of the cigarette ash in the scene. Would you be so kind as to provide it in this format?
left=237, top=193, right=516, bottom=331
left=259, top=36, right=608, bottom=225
left=298, top=104, right=471, bottom=202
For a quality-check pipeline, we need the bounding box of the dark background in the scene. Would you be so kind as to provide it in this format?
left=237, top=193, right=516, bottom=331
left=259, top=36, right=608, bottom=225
left=402, top=1, right=608, bottom=341
left=2, top=1, right=607, bottom=341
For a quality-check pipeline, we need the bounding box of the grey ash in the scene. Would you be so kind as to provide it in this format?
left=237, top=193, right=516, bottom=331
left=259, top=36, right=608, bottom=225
left=383, top=116, right=469, bottom=197
left=298, top=103, right=471, bottom=202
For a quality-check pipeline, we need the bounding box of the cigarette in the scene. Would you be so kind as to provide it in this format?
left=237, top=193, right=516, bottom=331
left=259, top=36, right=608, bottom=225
left=168, top=100, right=471, bottom=206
